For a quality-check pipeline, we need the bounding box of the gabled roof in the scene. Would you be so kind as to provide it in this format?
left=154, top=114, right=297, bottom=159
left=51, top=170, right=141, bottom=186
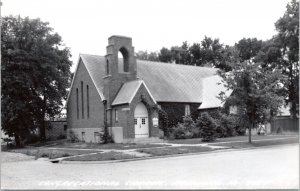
left=198, top=75, right=233, bottom=110
left=137, top=60, right=218, bottom=103
left=66, top=54, right=106, bottom=103
left=112, top=79, right=157, bottom=106
left=67, top=54, right=222, bottom=105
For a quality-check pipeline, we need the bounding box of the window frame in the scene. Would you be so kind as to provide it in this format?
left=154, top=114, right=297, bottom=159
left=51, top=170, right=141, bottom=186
left=185, top=104, right=191, bottom=116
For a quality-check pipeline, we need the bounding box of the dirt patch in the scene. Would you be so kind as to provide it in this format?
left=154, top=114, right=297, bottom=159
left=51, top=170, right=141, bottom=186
left=63, top=151, right=137, bottom=161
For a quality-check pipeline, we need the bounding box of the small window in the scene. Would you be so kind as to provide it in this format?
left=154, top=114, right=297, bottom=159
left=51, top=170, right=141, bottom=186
left=115, top=109, right=119, bottom=122
left=185, top=104, right=190, bottom=116
left=64, top=125, right=67, bottom=131
left=76, top=88, right=79, bottom=119
left=87, top=85, right=89, bottom=118
left=229, top=105, right=238, bottom=114
left=106, top=59, right=109, bottom=75
left=142, top=118, right=146, bottom=125
left=81, top=81, right=84, bottom=119
left=94, top=132, right=100, bottom=143
left=81, top=132, right=85, bottom=141
left=134, top=118, right=137, bottom=125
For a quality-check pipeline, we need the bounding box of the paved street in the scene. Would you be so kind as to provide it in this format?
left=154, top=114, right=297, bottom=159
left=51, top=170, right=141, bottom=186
left=1, top=144, right=299, bottom=189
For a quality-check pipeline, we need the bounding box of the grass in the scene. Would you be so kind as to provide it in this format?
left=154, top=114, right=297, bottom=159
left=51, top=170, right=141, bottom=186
left=213, top=136, right=299, bottom=149
left=8, top=148, right=102, bottom=159
left=167, top=134, right=299, bottom=144
left=48, top=142, right=170, bottom=150
left=63, top=151, right=136, bottom=161
left=137, top=146, right=218, bottom=156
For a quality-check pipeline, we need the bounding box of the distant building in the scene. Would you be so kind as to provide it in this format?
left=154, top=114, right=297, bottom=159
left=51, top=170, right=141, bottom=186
left=271, top=104, right=299, bottom=133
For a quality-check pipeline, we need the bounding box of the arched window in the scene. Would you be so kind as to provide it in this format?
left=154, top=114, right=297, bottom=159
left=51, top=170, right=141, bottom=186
left=118, top=47, right=129, bottom=73
left=106, top=59, right=109, bottom=75
left=76, top=88, right=79, bottom=119
left=86, top=85, right=89, bottom=118
left=81, top=81, right=84, bottom=119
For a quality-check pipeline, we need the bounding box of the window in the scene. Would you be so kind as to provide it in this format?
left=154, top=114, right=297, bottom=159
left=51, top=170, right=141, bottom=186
left=185, top=104, right=191, bottom=116
left=81, top=81, right=84, bottom=119
left=106, top=59, right=109, bottom=75
left=134, top=118, right=137, bottom=125
left=64, top=125, right=67, bottom=131
left=87, top=85, right=89, bottom=118
left=229, top=105, right=238, bottom=114
left=76, top=88, right=79, bottom=119
left=142, top=118, right=146, bottom=124
left=81, top=132, right=85, bottom=141
left=94, top=132, right=100, bottom=143
left=115, top=109, right=119, bottom=122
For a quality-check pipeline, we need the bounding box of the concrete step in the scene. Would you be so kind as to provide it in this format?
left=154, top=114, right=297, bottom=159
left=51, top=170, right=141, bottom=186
left=132, top=137, right=165, bottom=144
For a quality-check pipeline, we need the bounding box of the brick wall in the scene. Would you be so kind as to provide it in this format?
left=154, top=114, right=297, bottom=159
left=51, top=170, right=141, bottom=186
left=158, top=102, right=200, bottom=128
left=111, top=83, right=159, bottom=141
left=46, top=121, right=67, bottom=140
left=67, top=59, right=104, bottom=142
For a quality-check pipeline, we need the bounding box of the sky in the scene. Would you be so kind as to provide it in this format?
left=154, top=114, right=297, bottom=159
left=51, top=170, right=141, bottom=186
left=2, top=0, right=290, bottom=71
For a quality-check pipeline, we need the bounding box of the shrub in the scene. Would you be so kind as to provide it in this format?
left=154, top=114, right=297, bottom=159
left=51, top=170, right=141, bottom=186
left=169, top=115, right=197, bottom=139
left=25, top=133, right=40, bottom=144
left=68, top=130, right=79, bottom=143
left=217, top=114, right=237, bottom=138
left=100, top=131, right=114, bottom=144
left=57, top=134, right=66, bottom=140
left=196, top=112, right=217, bottom=142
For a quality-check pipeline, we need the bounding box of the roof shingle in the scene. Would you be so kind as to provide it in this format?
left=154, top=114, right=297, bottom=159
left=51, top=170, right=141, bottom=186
left=72, top=54, right=225, bottom=107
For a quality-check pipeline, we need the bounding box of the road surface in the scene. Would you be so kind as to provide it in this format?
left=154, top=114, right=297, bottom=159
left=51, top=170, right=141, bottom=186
left=1, top=144, right=299, bottom=189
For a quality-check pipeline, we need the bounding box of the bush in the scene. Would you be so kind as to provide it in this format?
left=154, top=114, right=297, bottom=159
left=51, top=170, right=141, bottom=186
left=68, top=130, right=79, bottom=143
left=57, top=134, right=66, bottom=140
left=196, top=112, right=217, bottom=142
left=216, top=114, right=237, bottom=138
left=25, top=133, right=40, bottom=144
left=169, top=116, right=197, bottom=139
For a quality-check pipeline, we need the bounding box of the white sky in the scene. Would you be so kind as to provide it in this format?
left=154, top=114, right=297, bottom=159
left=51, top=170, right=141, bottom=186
left=2, top=0, right=290, bottom=71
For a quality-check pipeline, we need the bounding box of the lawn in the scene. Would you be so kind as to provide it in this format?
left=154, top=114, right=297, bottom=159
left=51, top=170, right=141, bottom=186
left=63, top=151, right=136, bottom=161
left=8, top=148, right=102, bottom=159
left=137, top=146, right=220, bottom=156
left=167, top=134, right=299, bottom=144
left=46, top=142, right=171, bottom=150
left=213, top=136, right=299, bottom=149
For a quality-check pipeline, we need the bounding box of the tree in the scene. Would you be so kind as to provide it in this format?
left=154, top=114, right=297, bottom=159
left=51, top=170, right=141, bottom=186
left=219, top=61, right=284, bottom=143
left=158, top=47, right=173, bottom=63
left=235, top=38, right=263, bottom=61
left=1, top=16, right=72, bottom=146
left=274, top=0, right=299, bottom=118
left=196, top=112, right=217, bottom=142
left=136, top=50, right=159, bottom=62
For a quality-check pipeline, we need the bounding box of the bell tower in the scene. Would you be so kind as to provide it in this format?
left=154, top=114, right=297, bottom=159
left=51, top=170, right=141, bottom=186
left=103, top=35, right=137, bottom=107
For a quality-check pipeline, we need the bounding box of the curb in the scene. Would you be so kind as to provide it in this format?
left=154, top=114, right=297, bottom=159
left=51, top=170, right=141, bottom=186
left=59, top=143, right=298, bottom=164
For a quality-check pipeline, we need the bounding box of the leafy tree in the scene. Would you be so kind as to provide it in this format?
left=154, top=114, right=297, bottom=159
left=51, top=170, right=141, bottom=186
left=196, top=112, right=217, bottom=142
left=136, top=50, right=159, bottom=62
left=1, top=16, right=72, bottom=146
left=158, top=47, right=173, bottom=63
left=219, top=61, right=284, bottom=143
left=235, top=38, right=263, bottom=61
left=274, top=0, right=299, bottom=118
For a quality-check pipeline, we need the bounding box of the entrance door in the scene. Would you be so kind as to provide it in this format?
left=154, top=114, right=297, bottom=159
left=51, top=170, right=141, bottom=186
left=134, top=102, right=149, bottom=138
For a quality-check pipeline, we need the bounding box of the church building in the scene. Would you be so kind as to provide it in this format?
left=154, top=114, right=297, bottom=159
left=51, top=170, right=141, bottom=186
left=66, top=35, right=230, bottom=143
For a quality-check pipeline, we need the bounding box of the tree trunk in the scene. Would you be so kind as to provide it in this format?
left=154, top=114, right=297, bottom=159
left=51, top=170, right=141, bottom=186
left=248, top=123, right=252, bottom=143
left=14, top=134, right=22, bottom=147
left=39, top=96, right=47, bottom=142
